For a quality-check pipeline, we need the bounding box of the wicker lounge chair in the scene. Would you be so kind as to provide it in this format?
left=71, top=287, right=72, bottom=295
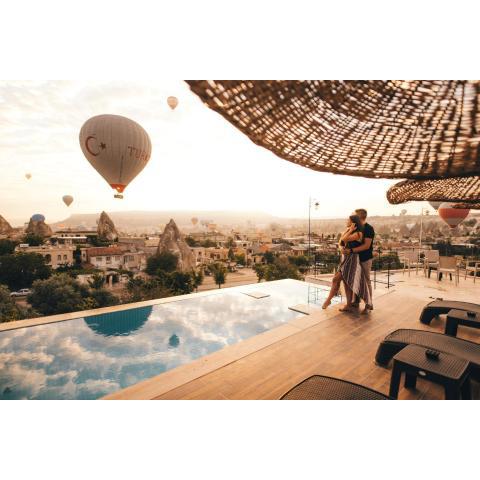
left=375, top=329, right=480, bottom=380
left=419, top=299, right=480, bottom=325
left=280, top=375, right=390, bottom=400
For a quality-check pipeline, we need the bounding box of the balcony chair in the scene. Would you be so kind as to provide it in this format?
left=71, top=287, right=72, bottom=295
left=401, top=250, right=422, bottom=276
left=437, top=256, right=460, bottom=285
left=422, top=249, right=439, bottom=278
left=280, top=375, right=390, bottom=400
left=464, top=260, right=480, bottom=283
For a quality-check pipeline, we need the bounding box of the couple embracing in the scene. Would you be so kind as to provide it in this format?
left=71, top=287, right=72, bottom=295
left=322, top=209, right=374, bottom=314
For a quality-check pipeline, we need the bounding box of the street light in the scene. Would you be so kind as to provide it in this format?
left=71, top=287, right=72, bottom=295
left=419, top=207, right=429, bottom=249
left=308, top=197, right=319, bottom=271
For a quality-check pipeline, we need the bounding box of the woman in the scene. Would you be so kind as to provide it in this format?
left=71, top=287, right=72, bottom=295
left=322, top=214, right=372, bottom=311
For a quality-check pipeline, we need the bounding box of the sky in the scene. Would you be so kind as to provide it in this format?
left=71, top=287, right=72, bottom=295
left=0, top=80, right=427, bottom=226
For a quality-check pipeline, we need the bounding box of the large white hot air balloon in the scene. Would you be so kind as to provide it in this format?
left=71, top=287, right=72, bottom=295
left=429, top=201, right=442, bottom=210
left=79, top=114, right=152, bottom=199
left=25, top=173, right=31, bottom=180
left=62, top=195, right=74, bottom=207
left=167, top=96, right=178, bottom=110
left=438, top=202, right=470, bottom=229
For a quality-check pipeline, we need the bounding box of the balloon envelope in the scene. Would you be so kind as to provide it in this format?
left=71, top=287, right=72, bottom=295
left=79, top=114, right=152, bottom=198
left=25, top=173, right=31, bottom=180
left=31, top=214, right=45, bottom=222
left=62, top=195, right=74, bottom=207
left=167, top=96, right=178, bottom=110
left=438, top=202, right=470, bottom=229
left=191, top=217, right=198, bottom=226
left=429, top=201, right=442, bottom=210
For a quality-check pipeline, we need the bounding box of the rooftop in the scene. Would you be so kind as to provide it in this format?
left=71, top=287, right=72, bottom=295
left=104, top=271, right=480, bottom=400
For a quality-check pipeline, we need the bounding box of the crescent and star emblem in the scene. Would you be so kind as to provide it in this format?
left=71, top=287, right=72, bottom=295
left=85, top=135, right=106, bottom=157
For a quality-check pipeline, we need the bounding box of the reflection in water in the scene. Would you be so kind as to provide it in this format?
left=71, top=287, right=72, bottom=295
left=0, top=280, right=337, bottom=400
left=84, top=306, right=152, bottom=337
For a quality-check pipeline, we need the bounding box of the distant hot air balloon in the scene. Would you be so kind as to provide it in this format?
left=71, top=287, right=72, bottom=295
left=79, top=114, right=152, bottom=199
left=429, top=201, right=442, bottom=210
left=438, top=202, right=470, bottom=229
left=191, top=217, right=198, bottom=226
left=25, top=173, right=31, bottom=180
left=31, top=214, right=45, bottom=222
left=406, top=223, right=415, bottom=231
left=400, top=209, right=407, bottom=216
left=167, top=96, right=178, bottom=110
left=62, top=195, right=74, bottom=207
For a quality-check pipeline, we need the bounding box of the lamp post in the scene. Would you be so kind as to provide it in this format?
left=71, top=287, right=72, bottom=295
left=419, top=207, right=429, bottom=249
left=308, top=197, right=319, bottom=272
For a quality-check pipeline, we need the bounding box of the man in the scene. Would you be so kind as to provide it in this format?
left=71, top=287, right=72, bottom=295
left=343, top=208, right=374, bottom=314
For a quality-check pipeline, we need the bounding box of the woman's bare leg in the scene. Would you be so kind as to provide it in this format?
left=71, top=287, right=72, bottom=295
left=322, top=272, right=342, bottom=309
left=339, top=283, right=354, bottom=311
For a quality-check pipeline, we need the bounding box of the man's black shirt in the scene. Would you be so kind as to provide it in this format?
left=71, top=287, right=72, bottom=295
left=359, top=223, right=374, bottom=263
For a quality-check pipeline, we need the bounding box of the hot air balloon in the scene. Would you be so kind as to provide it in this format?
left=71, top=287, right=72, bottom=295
left=25, top=173, right=31, bottom=180
left=31, top=214, right=45, bottom=222
left=438, top=202, right=470, bottom=229
left=62, top=195, right=74, bottom=207
left=79, top=114, right=152, bottom=199
left=429, top=201, right=442, bottom=210
left=191, top=217, right=198, bottom=226
left=167, top=96, right=178, bottom=110
left=406, top=223, right=415, bottom=231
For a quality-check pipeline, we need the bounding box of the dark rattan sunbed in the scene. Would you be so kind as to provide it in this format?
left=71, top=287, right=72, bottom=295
left=280, top=375, right=390, bottom=400
left=420, top=299, right=480, bottom=325
left=375, top=329, right=480, bottom=380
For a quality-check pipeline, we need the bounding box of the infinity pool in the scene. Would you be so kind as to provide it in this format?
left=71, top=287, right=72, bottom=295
left=0, top=279, right=339, bottom=400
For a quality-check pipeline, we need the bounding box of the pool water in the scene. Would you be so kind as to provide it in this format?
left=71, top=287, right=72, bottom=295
left=0, top=279, right=339, bottom=400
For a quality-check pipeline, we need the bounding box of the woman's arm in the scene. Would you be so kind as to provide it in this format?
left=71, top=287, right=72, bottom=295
left=343, top=232, right=363, bottom=243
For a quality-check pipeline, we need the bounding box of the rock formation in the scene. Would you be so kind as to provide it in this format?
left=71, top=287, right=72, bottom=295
left=157, top=219, right=195, bottom=271
left=97, top=211, right=118, bottom=242
left=25, top=218, right=53, bottom=238
left=0, top=215, right=13, bottom=236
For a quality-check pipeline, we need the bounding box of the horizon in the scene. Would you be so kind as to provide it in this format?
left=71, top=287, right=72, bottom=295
left=0, top=80, right=432, bottom=225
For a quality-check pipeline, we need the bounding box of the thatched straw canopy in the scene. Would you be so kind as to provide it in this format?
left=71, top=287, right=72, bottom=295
left=387, top=176, right=480, bottom=205
left=187, top=80, right=480, bottom=180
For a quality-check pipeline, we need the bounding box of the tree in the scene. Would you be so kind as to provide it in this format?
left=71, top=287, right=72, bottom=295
left=28, top=274, right=90, bottom=315
left=0, top=239, right=18, bottom=255
left=225, top=237, right=235, bottom=248
left=124, top=277, right=171, bottom=303
left=200, top=239, right=216, bottom=248
left=191, top=269, right=204, bottom=292
left=264, top=257, right=302, bottom=281
left=0, top=284, right=24, bottom=323
left=253, top=264, right=266, bottom=282
left=235, top=253, right=246, bottom=265
left=73, top=245, right=82, bottom=265
left=185, top=235, right=199, bottom=247
left=21, top=233, right=44, bottom=246
left=288, top=255, right=310, bottom=273
left=263, top=251, right=275, bottom=264
left=146, top=252, right=178, bottom=275
left=209, top=262, right=227, bottom=288
left=88, top=272, right=105, bottom=289
left=88, top=288, right=119, bottom=308
left=228, top=247, right=235, bottom=261
left=0, top=253, right=52, bottom=290
left=166, top=271, right=194, bottom=295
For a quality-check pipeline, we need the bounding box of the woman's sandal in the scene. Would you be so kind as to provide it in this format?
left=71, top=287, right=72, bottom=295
left=339, top=304, right=353, bottom=312
left=322, top=300, right=331, bottom=310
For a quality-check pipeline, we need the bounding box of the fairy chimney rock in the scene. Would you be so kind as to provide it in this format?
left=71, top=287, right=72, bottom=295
left=157, top=219, right=195, bottom=271
left=0, top=215, right=13, bottom=235
left=97, top=211, right=118, bottom=242
left=26, top=218, right=52, bottom=238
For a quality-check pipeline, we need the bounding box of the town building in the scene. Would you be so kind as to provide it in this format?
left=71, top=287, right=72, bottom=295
left=15, top=244, right=75, bottom=269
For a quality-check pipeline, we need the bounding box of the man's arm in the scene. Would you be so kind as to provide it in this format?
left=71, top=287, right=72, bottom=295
left=351, top=237, right=372, bottom=253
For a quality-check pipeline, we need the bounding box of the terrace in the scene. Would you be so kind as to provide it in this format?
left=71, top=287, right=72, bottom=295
left=2, top=269, right=479, bottom=400
left=105, top=272, right=480, bottom=400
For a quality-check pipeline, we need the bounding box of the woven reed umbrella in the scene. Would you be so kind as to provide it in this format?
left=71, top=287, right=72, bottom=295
left=386, top=176, right=480, bottom=207
left=187, top=80, right=480, bottom=180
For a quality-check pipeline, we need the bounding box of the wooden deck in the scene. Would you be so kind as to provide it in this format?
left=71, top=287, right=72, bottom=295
left=107, top=272, right=480, bottom=400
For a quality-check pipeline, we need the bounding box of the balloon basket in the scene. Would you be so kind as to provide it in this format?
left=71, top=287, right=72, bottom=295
left=114, top=194, right=124, bottom=199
